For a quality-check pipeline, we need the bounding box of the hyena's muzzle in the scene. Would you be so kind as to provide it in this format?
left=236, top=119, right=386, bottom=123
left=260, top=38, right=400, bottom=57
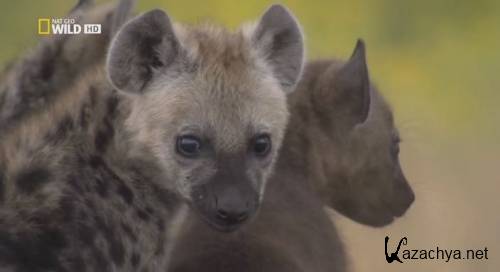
left=190, top=158, right=260, bottom=232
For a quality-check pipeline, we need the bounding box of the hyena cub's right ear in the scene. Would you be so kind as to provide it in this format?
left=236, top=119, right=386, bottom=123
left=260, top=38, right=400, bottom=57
left=253, top=5, right=305, bottom=93
left=107, top=9, right=180, bottom=94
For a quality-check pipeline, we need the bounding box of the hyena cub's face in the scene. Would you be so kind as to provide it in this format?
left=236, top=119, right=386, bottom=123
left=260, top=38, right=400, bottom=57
left=107, top=5, right=304, bottom=231
left=311, top=41, right=414, bottom=227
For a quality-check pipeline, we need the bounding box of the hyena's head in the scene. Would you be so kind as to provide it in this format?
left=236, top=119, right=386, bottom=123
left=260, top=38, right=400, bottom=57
left=106, top=5, right=304, bottom=231
left=306, top=41, right=414, bottom=227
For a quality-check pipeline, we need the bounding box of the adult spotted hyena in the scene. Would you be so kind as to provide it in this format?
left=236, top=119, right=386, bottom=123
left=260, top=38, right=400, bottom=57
left=167, top=41, right=415, bottom=272
left=0, top=5, right=304, bottom=271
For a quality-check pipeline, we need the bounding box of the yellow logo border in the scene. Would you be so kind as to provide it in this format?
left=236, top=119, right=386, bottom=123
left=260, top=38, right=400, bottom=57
left=38, top=18, right=51, bottom=35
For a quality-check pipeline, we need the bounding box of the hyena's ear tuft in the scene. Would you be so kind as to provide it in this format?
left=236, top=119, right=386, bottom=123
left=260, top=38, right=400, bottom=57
left=107, top=9, right=180, bottom=94
left=253, top=5, right=305, bottom=93
left=323, top=39, right=370, bottom=127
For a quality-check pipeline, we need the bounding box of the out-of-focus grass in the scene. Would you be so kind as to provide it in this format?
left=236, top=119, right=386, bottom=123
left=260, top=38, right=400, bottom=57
left=1, top=1, right=499, bottom=271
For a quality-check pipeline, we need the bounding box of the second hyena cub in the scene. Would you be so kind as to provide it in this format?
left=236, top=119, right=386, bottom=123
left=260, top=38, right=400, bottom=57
left=300, top=41, right=415, bottom=226
left=0, top=5, right=303, bottom=271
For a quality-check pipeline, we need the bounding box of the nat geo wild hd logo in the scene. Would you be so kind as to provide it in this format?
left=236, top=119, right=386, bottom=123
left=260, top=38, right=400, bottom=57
left=38, top=17, right=101, bottom=35
left=385, top=236, right=489, bottom=264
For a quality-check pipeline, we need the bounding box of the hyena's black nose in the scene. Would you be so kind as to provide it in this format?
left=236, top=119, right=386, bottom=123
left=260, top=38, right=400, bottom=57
left=216, top=207, right=249, bottom=223
left=215, top=189, right=251, bottom=224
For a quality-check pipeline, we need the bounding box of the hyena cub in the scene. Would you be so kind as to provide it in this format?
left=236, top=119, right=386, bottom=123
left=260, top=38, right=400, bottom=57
left=168, top=41, right=415, bottom=272
left=300, top=41, right=415, bottom=227
left=0, top=0, right=135, bottom=131
left=0, top=5, right=303, bottom=271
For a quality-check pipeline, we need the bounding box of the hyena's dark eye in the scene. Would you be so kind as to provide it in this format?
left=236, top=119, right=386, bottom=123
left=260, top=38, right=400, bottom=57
left=252, top=134, right=272, bottom=157
left=176, top=135, right=202, bottom=158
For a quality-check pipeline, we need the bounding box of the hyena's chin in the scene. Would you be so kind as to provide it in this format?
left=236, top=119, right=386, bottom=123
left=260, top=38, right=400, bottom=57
left=189, top=185, right=260, bottom=232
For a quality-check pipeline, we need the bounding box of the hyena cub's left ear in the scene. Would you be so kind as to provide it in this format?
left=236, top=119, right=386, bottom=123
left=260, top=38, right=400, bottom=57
left=334, top=39, right=371, bottom=126
left=253, top=5, right=305, bottom=93
left=107, top=9, right=180, bottom=94
left=315, top=39, right=371, bottom=128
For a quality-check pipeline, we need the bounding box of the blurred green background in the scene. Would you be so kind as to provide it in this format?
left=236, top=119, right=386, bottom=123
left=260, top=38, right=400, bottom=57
left=1, top=0, right=499, bottom=271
